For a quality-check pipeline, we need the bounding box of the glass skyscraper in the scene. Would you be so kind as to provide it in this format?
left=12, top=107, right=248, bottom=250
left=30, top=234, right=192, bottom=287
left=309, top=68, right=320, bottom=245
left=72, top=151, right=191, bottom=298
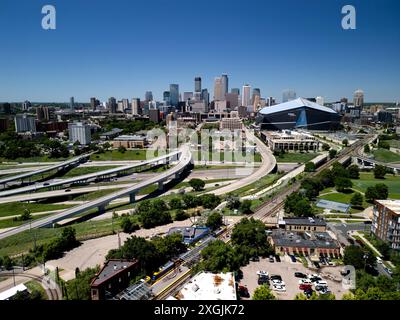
left=169, top=84, right=179, bottom=107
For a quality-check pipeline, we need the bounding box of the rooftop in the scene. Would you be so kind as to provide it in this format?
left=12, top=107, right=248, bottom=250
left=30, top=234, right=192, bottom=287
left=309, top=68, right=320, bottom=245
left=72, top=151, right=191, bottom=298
left=175, top=272, right=236, bottom=300
left=91, top=259, right=138, bottom=287
left=375, top=200, right=400, bottom=216
left=0, top=284, right=28, bottom=300
left=113, top=135, right=147, bottom=141
left=270, top=230, right=339, bottom=250
left=259, top=98, right=337, bottom=115
left=281, top=217, right=327, bottom=227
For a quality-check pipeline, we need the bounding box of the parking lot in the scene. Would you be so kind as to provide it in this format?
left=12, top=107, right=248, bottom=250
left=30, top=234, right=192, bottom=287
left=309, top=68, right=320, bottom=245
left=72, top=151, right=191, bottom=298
left=238, top=255, right=348, bottom=300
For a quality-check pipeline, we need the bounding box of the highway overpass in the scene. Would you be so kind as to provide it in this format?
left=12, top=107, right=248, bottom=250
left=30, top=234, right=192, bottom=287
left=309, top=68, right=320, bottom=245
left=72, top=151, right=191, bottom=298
left=0, top=146, right=192, bottom=240
left=0, top=150, right=181, bottom=198
left=0, top=153, right=93, bottom=187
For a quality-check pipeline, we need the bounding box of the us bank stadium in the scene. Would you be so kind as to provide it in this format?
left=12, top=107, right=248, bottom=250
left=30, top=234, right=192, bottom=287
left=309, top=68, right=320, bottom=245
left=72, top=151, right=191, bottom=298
left=256, top=98, right=341, bottom=131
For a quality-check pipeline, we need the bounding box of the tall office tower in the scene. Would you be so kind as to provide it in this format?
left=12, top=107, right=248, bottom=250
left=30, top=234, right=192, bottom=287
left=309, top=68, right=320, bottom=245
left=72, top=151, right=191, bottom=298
left=353, top=89, right=364, bottom=107
left=90, top=97, right=97, bottom=110
left=316, top=96, right=325, bottom=106
left=108, top=97, right=117, bottom=113
left=242, top=84, right=251, bottom=107
left=221, top=74, right=229, bottom=98
left=70, top=97, right=75, bottom=109
left=36, top=106, right=50, bottom=122
left=195, top=77, right=202, bottom=93
left=122, top=99, right=129, bottom=111
left=267, top=97, right=276, bottom=106
left=282, top=89, right=296, bottom=103
left=68, top=122, right=91, bottom=145
left=251, top=88, right=261, bottom=105
left=194, top=92, right=202, bottom=101
left=253, top=95, right=261, bottom=112
left=226, top=93, right=239, bottom=109
left=214, top=77, right=223, bottom=101
left=163, top=91, right=170, bottom=105
left=202, top=89, right=209, bottom=106
left=22, top=100, right=31, bottom=111
left=169, top=84, right=179, bottom=107
left=14, top=114, right=36, bottom=133
left=131, top=98, right=140, bottom=115
left=183, top=92, right=193, bottom=101
left=145, top=91, right=153, bottom=102
left=117, top=101, right=124, bottom=112
left=231, top=88, right=240, bottom=95
left=149, top=109, right=161, bottom=123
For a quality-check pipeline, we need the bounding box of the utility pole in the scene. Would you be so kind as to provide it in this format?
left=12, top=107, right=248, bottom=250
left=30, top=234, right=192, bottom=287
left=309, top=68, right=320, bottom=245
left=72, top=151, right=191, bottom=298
left=12, top=268, right=15, bottom=287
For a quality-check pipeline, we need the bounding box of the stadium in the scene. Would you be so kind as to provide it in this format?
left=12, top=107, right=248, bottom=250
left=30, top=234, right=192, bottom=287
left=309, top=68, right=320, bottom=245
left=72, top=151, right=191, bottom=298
left=256, top=98, right=341, bottom=131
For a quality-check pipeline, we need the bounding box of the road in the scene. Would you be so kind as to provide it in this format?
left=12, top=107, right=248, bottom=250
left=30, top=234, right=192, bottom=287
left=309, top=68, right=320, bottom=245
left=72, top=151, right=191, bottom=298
left=210, top=128, right=276, bottom=196
left=0, top=153, right=93, bottom=186
left=0, top=150, right=181, bottom=198
left=0, top=146, right=191, bottom=240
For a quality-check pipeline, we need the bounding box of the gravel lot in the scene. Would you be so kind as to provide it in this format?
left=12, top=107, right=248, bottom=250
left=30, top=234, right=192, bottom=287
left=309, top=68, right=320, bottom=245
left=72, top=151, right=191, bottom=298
left=239, top=255, right=349, bottom=300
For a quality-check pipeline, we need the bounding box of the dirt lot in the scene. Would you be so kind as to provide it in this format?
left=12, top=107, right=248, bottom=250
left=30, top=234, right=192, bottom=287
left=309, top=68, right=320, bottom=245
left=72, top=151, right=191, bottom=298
left=239, top=255, right=349, bottom=300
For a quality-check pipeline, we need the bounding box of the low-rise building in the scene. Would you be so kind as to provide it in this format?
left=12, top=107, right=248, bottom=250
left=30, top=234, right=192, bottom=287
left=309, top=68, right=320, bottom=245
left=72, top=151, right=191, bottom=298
left=261, top=130, right=319, bottom=152
left=279, top=217, right=327, bottom=232
left=90, top=259, right=139, bottom=300
left=99, top=128, right=123, bottom=140
left=220, top=117, right=242, bottom=131
left=173, top=272, right=237, bottom=300
left=168, top=226, right=210, bottom=245
left=372, top=200, right=400, bottom=250
left=268, top=229, right=340, bottom=257
left=112, top=135, right=148, bottom=149
left=0, top=284, right=28, bottom=300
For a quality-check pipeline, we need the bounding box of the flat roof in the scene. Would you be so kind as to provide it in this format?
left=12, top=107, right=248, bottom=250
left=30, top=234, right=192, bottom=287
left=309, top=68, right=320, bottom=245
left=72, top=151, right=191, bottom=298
left=375, top=200, right=400, bottom=216
left=259, top=98, right=338, bottom=115
left=176, top=272, right=236, bottom=300
left=113, top=135, right=146, bottom=141
left=91, top=259, right=138, bottom=287
left=316, top=199, right=351, bottom=213
left=282, top=217, right=327, bottom=227
left=0, top=284, right=28, bottom=300
left=271, top=230, right=339, bottom=250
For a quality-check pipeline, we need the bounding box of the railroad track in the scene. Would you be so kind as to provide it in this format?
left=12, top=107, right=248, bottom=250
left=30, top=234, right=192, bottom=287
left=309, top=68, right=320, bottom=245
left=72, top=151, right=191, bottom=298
left=0, top=272, right=60, bottom=300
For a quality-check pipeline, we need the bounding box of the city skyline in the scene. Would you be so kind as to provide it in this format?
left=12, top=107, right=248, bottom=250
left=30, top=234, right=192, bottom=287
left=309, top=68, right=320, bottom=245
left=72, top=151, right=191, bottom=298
left=1, top=0, right=400, bottom=102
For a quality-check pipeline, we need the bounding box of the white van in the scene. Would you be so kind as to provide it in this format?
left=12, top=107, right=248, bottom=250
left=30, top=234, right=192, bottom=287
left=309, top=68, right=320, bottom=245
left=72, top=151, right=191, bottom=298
left=376, top=257, right=383, bottom=264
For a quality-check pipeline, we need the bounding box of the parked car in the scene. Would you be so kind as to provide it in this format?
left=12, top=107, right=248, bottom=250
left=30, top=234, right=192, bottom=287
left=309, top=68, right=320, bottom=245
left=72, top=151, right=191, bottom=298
left=289, top=255, right=297, bottom=263
left=299, top=279, right=312, bottom=285
left=269, top=255, right=275, bottom=263
left=272, top=284, right=286, bottom=292
left=43, top=183, right=50, bottom=186
left=294, top=272, right=308, bottom=278
left=313, top=261, right=320, bottom=269
left=315, top=284, right=328, bottom=291
left=275, top=255, right=281, bottom=262
left=250, top=256, right=260, bottom=262
left=256, top=270, right=269, bottom=277
left=270, top=275, right=282, bottom=281
left=258, top=276, right=270, bottom=286
left=65, top=189, right=71, bottom=192
left=271, top=279, right=285, bottom=286
left=384, top=267, right=393, bottom=275
left=315, top=280, right=328, bottom=286
left=310, top=276, right=322, bottom=283
left=238, top=286, right=250, bottom=298
left=299, top=284, right=312, bottom=291
left=304, top=288, right=314, bottom=298
left=319, top=288, right=332, bottom=295
left=376, top=257, right=383, bottom=264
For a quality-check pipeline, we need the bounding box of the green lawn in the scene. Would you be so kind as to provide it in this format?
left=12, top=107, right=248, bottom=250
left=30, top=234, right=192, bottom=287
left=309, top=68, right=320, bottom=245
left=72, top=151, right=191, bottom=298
left=229, top=174, right=282, bottom=196
left=373, top=148, right=400, bottom=163
left=90, top=149, right=158, bottom=161
left=0, top=156, right=71, bottom=163
left=0, top=213, right=52, bottom=229
left=60, top=166, right=119, bottom=178
left=352, top=172, right=400, bottom=198
left=275, top=152, right=320, bottom=163
left=0, top=203, right=74, bottom=218
left=388, top=140, right=400, bottom=149
left=25, top=280, right=48, bottom=300
left=73, top=188, right=122, bottom=201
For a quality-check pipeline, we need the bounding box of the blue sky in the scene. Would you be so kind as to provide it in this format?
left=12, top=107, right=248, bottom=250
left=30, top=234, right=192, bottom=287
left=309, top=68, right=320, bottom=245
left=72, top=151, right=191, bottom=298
left=0, top=0, right=399, bottom=103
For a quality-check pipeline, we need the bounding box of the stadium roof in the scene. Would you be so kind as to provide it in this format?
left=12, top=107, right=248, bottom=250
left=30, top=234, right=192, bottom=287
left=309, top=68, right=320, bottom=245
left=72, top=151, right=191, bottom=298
left=259, top=98, right=337, bottom=115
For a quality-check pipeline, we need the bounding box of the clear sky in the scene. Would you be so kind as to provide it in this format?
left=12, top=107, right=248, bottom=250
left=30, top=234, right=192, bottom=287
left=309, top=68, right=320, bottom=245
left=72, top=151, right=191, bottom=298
left=0, top=0, right=399, bottom=103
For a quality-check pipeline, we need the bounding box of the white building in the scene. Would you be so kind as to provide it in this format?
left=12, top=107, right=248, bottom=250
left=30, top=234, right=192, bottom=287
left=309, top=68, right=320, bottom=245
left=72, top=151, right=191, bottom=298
left=15, top=114, right=36, bottom=133
left=174, top=272, right=236, bottom=300
left=131, top=98, right=140, bottom=115
left=68, top=122, right=91, bottom=145
left=0, top=284, right=28, bottom=300
left=242, top=84, right=251, bottom=107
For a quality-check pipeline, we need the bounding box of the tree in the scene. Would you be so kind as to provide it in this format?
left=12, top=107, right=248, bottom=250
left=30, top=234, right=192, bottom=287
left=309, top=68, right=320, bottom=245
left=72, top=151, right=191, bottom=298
left=118, top=145, right=126, bottom=153
left=350, top=192, right=363, bottom=207
left=1, top=255, right=13, bottom=270
left=365, top=184, right=388, bottom=202
left=378, top=140, right=390, bottom=150
left=322, top=143, right=330, bottom=151
left=189, top=178, right=205, bottom=191
left=293, top=198, right=314, bottom=217
left=329, top=149, right=337, bottom=159
left=169, top=198, right=183, bottom=210
left=343, top=245, right=375, bottom=270
left=182, top=194, right=198, bottom=209
left=342, top=139, right=349, bottom=147
left=65, top=266, right=99, bottom=300
left=120, top=216, right=139, bottom=233
left=364, top=144, right=371, bottom=153
left=334, top=177, right=353, bottom=192
left=239, top=200, right=252, bottom=214
left=252, top=285, right=276, bottom=300
left=20, top=209, right=32, bottom=221
left=304, top=162, right=316, bottom=172
left=198, top=194, right=221, bottom=209
left=348, top=165, right=360, bottom=179
left=199, top=240, right=239, bottom=273
left=374, top=165, right=387, bottom=179
left=206, top=212, right=223, bottom=230
left=226, top=195, right=241, bottom=210
left=294, top=293, right=308, bottom=300
left=174, top=209, right=189, bottom=221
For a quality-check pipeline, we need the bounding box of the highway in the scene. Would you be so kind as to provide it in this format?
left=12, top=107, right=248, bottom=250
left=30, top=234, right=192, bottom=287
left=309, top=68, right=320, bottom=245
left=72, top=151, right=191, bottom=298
left=0, top=146, right=192, bottom=240
left=211, top=128, right=277, bottom=196
left=0, top=153, right=93, bottom=186
left=0, top=150, right=181, bottom=198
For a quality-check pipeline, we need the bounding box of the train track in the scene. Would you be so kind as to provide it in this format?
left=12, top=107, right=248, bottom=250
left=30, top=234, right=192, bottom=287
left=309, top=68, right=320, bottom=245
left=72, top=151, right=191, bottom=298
left=154, top=137, right=372, bottom=300
left=0, top=272, right=61, bottom=300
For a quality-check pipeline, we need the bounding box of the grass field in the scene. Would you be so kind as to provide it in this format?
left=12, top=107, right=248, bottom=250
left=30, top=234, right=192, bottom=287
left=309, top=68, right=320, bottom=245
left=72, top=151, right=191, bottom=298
left=90, top=149, right=158, bottom=161
left=60, top=166, right=119, bottom=178
left=388, top=140, right=400, bottom=149
left=275, top=152, right=320, bottom=163
left=73, top=188, right=122, bottom=201
left=229, top=174, right=282, bottom=196
left=0, top=203, right=74, bottom=218
left=373, top=148, right=400, bottom=163
left=352, top=172, right=400, bottom=199
left=0, top=156, right=71, bottom=163
left=0, top=213, right=52, bottom=229
left=25, top=280, right=48, bottom=300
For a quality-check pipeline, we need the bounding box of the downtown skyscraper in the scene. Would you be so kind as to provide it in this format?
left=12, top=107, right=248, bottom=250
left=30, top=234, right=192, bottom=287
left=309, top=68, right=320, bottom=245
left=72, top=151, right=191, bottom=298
left=242, top=84, right=251, bottom=107
left=169, top=84, right=179, bottom=107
